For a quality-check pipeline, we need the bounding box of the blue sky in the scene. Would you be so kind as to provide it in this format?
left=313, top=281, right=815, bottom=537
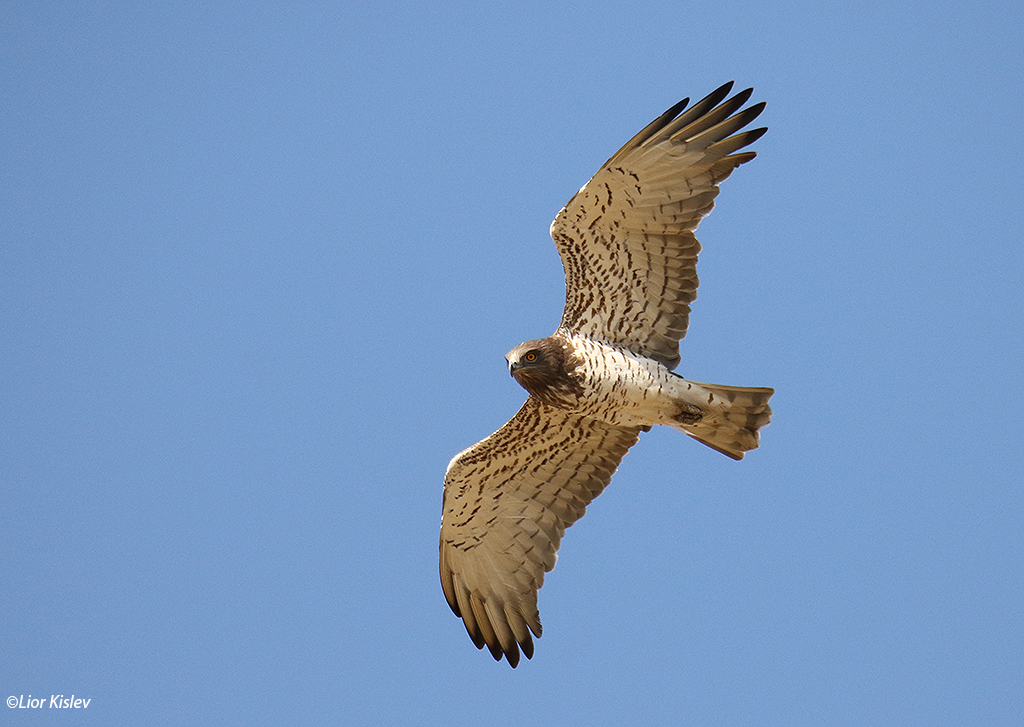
left=3, top=1, right=1022, bottom=724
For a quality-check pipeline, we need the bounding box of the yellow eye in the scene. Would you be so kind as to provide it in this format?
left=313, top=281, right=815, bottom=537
left=525, top=352, right=537, bottom=362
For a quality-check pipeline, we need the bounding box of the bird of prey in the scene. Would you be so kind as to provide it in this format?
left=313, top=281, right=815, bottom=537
left=440, top=82, right=774, bottom=667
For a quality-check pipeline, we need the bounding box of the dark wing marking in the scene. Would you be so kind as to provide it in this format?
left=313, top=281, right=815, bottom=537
left=440, top=397, right=641, bottom=667
left=551, top=82, right=766, bottom=369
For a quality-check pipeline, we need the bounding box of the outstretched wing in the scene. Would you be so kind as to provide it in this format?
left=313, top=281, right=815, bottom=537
left=440, top=397, right=641, bottom=667
left=551, top=82, right=766, bottom=369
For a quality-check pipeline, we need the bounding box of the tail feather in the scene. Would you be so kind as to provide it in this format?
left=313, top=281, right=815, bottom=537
left=672, top=382, right=774, bottom=460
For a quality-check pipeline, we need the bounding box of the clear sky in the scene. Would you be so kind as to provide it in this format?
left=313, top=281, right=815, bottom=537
left=3, top=1, right=1022, bottom=724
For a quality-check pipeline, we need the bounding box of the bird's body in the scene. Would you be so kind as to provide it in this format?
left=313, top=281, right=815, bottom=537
left=440, top=82, right=774, bottom=667
left=538, top=335, right=688, bottom=428
left=508, top=334, right=769, bottom=446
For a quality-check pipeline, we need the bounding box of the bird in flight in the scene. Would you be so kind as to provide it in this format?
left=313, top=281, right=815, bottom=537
left=440, top=82, right=774, bottom=667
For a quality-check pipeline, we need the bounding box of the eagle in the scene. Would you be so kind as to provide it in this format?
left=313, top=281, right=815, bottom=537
left=440, top=82, right=774, bottom=667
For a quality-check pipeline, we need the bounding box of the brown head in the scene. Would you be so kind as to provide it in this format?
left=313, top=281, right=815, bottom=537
left=505, top=336, right=583, bottom=408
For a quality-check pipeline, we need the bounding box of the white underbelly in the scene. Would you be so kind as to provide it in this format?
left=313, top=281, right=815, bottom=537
left=569, top=339, right=696, bottom=427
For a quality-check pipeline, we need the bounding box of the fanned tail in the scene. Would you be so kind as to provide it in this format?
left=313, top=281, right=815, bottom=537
left=672, top=382, right=774, bottom=460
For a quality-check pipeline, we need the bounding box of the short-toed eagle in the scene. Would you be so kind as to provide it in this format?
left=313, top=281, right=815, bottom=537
left=440, top=82, right=774, bottom=667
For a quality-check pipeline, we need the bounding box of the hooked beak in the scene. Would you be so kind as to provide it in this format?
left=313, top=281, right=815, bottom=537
left=507, top=359, right=519, bottom=376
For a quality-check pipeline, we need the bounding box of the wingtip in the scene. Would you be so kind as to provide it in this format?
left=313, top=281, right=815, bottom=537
left=500, top=638, right=535, bottom=668
left=699, top=81, right=737, bottom=112
left=715, top=80, right=736, bottom=96
left=730, top=86, right=754, bottom=107
left=663, top=96, right=690, bottom=119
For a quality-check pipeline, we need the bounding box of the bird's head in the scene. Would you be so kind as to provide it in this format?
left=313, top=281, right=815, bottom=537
left=505, top=337, right=581, bottom=406
left=506, top=339, right=555, bottom=379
